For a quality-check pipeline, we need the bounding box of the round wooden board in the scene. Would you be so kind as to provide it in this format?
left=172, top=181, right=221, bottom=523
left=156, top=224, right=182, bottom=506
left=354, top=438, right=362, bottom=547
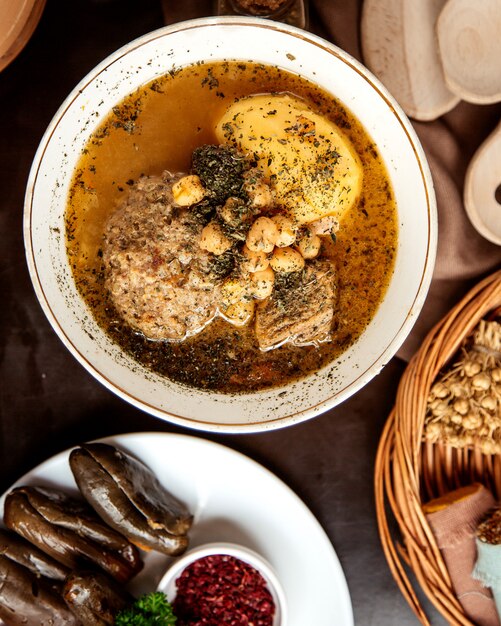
left=464, top=121, right=501, bottom=245
left=0, top=0, right=46, bottom=72
left=437, top=0, right=501, bottom=104
left=361, top=0, right=460, bottom=121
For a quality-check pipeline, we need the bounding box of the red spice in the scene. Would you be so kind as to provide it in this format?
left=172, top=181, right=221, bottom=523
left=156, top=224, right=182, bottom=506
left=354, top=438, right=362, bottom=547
left=173, top=554, right=276, bottom=626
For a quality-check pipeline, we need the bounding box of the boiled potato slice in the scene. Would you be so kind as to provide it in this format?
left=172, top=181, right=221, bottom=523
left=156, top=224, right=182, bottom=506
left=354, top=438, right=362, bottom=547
left=215, top=94, right=362, bottom=225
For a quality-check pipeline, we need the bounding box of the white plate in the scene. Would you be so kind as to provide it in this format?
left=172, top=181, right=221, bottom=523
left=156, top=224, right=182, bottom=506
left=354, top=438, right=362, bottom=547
left=0, top=432, right=353, bottom=626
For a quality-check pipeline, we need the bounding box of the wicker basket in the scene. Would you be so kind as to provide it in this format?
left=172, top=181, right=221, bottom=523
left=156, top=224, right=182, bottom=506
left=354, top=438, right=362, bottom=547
left=375, top=269, right=501, bottom=626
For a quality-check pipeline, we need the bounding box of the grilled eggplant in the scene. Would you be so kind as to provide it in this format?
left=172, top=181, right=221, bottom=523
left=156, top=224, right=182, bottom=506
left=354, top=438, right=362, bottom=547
left=0, top=554, right=80, bottom=626
left=0, top=528, right=69, bottom=581
left=63, top=571, right=134, bottom=625
left=69, top=443, right=192, bottom=555
left=3, top=486, right=142, bottom=583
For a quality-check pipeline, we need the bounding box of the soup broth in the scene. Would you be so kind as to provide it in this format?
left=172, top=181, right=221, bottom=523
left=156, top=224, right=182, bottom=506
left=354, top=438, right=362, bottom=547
left=66, top=61, right=398, bottom=392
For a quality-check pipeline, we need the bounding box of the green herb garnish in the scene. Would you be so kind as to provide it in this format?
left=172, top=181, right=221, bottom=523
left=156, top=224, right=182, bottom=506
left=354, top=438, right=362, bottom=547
left=115, top=592, right=177, bottom=625
left=192, top=144, right=247, bottom=203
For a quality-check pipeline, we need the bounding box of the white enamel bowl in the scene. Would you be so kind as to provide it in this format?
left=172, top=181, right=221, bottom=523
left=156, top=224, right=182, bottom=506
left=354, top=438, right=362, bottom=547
left=24, top=17, right=437, bottom=433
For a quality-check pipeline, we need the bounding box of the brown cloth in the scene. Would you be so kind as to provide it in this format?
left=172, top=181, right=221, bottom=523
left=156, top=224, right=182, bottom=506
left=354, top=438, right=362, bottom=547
left=161, top=0, right=501, bottom=361
left=425, top=484, right=500, bottom=626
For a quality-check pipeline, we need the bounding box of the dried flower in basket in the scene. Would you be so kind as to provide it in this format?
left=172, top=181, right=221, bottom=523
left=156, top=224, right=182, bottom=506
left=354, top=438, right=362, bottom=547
left=474, top=507, right=501, bottom=621
left=424, top=320, right=501, bottom=454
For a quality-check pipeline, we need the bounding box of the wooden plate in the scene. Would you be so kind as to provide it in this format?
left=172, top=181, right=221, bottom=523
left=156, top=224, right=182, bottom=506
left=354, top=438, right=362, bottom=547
left=437, top=0, right=501, bottom=104
left=464, top=121, right=501, bottom=245
left=0, top=0, right=46, bottom=72
left=361, top=0, right=460, bottom=121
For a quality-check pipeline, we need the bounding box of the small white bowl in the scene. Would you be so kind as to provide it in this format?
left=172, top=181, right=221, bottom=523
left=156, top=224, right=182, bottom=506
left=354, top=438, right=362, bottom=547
left=157, top=542, right=287, bottom=626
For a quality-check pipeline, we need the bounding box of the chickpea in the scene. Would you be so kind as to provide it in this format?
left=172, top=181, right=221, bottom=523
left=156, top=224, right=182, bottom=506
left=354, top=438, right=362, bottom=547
left=246, top=217, right=279, bottom=253
left=218, top=197, right=249, bottom=229
left=269, top=246, right=305, bottom=273
left=250, top=266, right=275, bottom=300
left=222, top=299, right=255, bottom=327
left=309, top=215, right=339, bottom=236
left=296, top=228, right=321, bottom=259
left=172, top=175, right=206, bottom=206
left=271, top=215, right=296, bottom=247
left=244, top=171, right=274, bottom=208
left=200, top=222, right=233, bottom=255
left=241, top=244, right=270, bottom=273
left=220, top=277, right=250, bottom=305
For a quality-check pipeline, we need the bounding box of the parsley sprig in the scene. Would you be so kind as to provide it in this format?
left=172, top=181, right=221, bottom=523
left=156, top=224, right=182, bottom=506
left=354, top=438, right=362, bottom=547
left=115, top=592, right=177, bottom=625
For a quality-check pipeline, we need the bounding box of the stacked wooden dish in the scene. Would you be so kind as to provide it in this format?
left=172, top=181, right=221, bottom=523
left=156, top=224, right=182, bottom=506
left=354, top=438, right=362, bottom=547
left=362, top=0, right=501, bottom=246
left=361, top=0, right=501, bottom=119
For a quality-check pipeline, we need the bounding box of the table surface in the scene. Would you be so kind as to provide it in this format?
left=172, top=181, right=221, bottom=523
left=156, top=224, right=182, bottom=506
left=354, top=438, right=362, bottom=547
left=0, top=1, right=449, bottom=624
